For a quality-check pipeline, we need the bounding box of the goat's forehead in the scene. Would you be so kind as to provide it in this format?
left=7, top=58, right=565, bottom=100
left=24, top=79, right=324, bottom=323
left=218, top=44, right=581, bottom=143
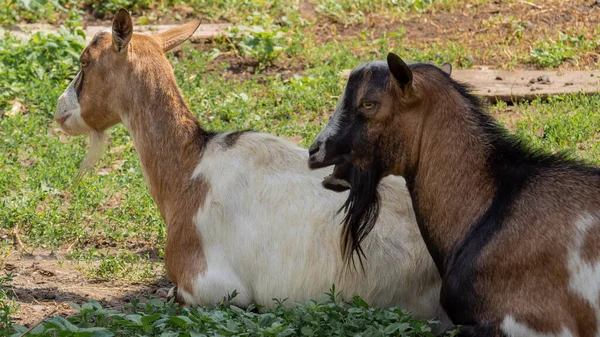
left=90, top=32, right=111, bottom=47
left=346, top=61, right=390, bottom=94
left=82, top=32, right=112, bottom=57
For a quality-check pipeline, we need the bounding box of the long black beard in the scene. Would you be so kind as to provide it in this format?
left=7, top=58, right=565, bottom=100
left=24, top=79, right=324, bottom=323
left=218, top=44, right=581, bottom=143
left=339, top=162, right=384, bottom=269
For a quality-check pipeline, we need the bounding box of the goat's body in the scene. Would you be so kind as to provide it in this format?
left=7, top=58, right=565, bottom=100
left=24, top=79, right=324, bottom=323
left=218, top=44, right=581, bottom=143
left=457, top=168, right=600, bottom=337
left=307, top=57, right=600, bottom=337
left=179, top=131, right=446, bottom=325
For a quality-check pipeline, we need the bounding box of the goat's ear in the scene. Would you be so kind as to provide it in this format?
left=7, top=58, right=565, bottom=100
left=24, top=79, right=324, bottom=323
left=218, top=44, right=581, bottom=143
left=441, top=63, right=452, bottom=76
left=387, top=53, right=412, bottom=95
left=156, top=20, right=201, bottom=53
left=112, top=8, right=133, bottom=54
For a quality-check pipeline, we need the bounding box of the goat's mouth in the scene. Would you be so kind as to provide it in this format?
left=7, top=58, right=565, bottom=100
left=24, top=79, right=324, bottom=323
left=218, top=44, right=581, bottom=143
left=308, top=143, right=349, bottom=170
left=55, top=113, right=71, bottom=127
left=321, top=157, right=353, bottom=192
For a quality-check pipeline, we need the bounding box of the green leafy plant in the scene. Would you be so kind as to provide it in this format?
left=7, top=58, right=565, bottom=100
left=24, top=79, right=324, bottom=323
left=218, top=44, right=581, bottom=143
left=220, top=24, right=288, bottom=70
left=314, top=0, right=444, bottom=24
left=530, top=32, right=599, bottom=68
left=0, top=20, right=85, bottom=115
left=0, top=0, right=72, bottom=24
left=83, top=0, right=156, bottom=18
left=0, top=274, right=17, bottom=336
left=315, top=0, right=365, bottom=25
left=9, top=287, right=456, bottom=336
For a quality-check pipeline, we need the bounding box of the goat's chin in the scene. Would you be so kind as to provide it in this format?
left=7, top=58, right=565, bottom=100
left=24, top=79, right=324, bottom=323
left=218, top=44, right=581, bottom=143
left=77, top=130, right=109, bottom=177
left=322, top=174, right=351, bottom=192
left=322, top=160, right=353, bottom=192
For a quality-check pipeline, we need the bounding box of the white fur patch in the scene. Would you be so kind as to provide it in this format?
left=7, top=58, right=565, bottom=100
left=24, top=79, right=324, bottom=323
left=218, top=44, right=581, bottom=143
left=567, top=215, right=600, bottom=335
left=501, top=214, right=600, bottom=337
left=501, top=315, right=574, bottom=337
left=56, top=72, right=92, bottom=136
left=186, top=132, right=451, bottom=333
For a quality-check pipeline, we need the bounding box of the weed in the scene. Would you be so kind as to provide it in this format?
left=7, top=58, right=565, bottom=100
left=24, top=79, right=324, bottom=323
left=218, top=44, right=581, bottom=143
left=220, top=24, right=288, bottom=70
left=9, top=287, right=454, bottom=336
left=0, top=274, right=17, bottom=336
left=315, top=0, right=365, bottom=25
left=0, top=0, right=72, bottom=24
left=530, top=31, right=600, bottom=68
left=0, top=19, right=85, bottom=114
left=84, top=0, right=157, bottom=18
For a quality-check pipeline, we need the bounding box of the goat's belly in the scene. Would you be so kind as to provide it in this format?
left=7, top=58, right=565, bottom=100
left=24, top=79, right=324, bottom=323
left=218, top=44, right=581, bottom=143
left=185, top=164, right=445, bottom=327
left=187, top=210, right=441, bottom=318
left=186, top=223, right=342, bottom=309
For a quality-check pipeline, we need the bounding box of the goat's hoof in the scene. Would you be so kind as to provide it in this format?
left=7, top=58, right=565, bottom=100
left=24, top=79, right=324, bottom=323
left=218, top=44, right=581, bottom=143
left=155, top=287, right=171, bottom=299
left=166, top=286, right=177, bottom=300
left=166, top=286, right=186, bottom=306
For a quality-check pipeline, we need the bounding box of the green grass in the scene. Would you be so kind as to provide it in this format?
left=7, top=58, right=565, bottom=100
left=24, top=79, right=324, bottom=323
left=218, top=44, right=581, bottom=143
left=509, top=94, right=600, bottom=163
left=2, top=0, right=600, bottom=335
left=529, top=31, right=600, bottom=68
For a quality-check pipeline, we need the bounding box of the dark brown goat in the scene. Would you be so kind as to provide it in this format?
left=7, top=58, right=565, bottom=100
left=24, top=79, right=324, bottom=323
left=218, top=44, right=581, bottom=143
left=308, top=53, right=600, bottom=337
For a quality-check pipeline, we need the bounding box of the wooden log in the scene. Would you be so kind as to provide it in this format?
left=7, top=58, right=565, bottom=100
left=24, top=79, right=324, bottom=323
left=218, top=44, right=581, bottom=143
left=340, top=69, right=600, bottom=104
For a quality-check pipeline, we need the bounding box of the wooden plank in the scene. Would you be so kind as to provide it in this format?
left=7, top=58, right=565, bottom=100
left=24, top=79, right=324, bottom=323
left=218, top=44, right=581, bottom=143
left=452, top=69, right=600, bottom=103
left=0, top=23, right=230, bottom=43
left=340, top=69, right=600, bottom=103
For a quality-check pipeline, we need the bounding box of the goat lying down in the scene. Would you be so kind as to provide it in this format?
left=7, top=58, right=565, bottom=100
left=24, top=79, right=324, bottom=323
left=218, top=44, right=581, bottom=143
left=53, top=9, right=451, bottom=331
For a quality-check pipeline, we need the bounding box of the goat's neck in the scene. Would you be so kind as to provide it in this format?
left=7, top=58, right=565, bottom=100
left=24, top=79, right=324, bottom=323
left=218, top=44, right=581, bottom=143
left=399, top=98, right=496, bottom=274
left=121, top=72, right=210, bottom=223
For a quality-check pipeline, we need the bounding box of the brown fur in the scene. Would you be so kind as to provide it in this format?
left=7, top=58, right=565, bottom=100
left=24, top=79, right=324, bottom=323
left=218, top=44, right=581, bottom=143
left=309, top=54, right=600, bottom=336
left=394, top=70, right=600, bottom=336
left=74, top=13, right=210, bottom=295
left=361, top=69, right=496, bottom=259
left=582, top=225, right=600, bottom=264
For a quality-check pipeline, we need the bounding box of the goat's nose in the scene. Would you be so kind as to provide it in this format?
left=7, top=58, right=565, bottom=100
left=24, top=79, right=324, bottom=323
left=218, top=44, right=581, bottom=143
left=308, top=141, right=320, bottom=156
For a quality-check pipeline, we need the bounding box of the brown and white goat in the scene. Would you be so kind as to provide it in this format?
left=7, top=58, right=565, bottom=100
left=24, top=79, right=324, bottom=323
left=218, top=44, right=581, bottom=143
left=308, top=53, right=600, bottom=337
left=53, top=9, right=451, bottom=329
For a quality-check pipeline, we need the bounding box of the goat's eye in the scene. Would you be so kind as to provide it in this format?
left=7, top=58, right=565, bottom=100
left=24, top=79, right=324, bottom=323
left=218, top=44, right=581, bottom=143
left=362, top=102, right=375, bottom=109
left=80, top=61, right=88, bottom=68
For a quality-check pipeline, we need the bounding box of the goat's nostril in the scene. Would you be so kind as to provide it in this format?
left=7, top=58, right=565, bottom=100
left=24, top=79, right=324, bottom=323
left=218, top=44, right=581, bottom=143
left=308, top=142, right=320, bottom=156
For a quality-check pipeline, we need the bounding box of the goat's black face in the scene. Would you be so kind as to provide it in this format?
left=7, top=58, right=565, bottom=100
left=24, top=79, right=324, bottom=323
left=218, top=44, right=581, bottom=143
left=308, top=53, right=421, bottom=264
left=307, top=60, right=397, bottom=263
left=308, top=61, right=395, bottom=188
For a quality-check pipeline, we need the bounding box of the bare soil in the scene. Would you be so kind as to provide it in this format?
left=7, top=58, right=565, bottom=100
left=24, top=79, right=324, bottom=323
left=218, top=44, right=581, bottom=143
left=4, top=250, right=171, bottom=328
left=307, top=0, right=600, bottom=70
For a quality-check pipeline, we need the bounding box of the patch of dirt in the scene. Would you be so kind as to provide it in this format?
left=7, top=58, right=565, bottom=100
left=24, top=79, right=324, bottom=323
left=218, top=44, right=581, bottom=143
left=308, top=0, right=600, bottom=70
left=3, top=250, right=173, bottom=328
